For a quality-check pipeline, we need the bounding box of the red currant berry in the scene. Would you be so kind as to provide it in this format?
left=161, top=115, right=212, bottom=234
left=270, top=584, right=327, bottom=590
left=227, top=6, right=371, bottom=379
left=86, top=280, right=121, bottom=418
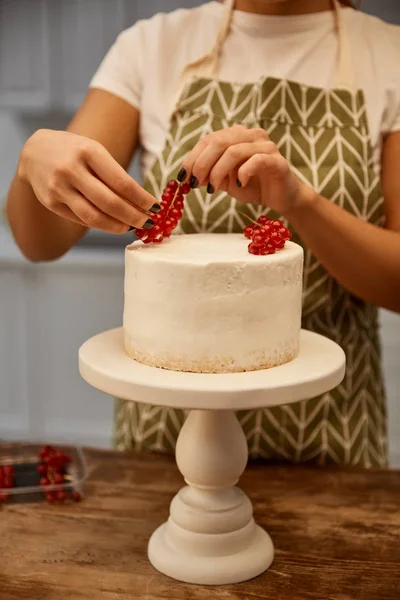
left=258, top=244, right=270, bottom=255
left=266, top=243, right=276, bottom=254
left=40, top=477, right=50, bottom=487
left=3, top=478, right=13, bottom=489
left=43, top=456, right=52, bottom=465
left=248, top=243, right=261, bottom=255
left=260, top=224, right=272, bottom=236
left=153, top=234, right=164, bottom=244
left=280, top=227, right=292, bottom=241
left=252, top=233, right=266, bottom=247
left=56, top=491, right=67, bottom=503
left=180, top=182, right=191, bottom=195
left=54, top=473, right=64, bottom=484
left=136, top=230, right=149, bottom=242
left=46, top=492, right=56, bottom=504
left=71, top=491, right=82, bottom=502
left=271, top=219, right=283, bottom=230
left=243, top=226, right=254, bottom=239
left=167, top=179, right=179, bottom=191
left=55, top=451, right=66, bottom=462
left=161, top=191, right=174, bottom=203
left=173, top=199, right=184, bottom=211
left=152, top=224, right=163, bottom=237
left=3, top=465, right=14, bottom=478
left=273, top=237, right=285, bottom=249
left=270, top=231, right=281, bottom=243
left=257, top=216, right=271, bottom=225
left=38, top=464, right=47, bottom=476
left=170, top=208, right=183, bottom=220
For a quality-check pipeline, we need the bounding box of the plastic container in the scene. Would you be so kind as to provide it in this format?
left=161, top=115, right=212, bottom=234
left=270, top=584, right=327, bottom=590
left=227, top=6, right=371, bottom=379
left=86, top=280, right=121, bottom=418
left=0, top=442, right=88, bottom=504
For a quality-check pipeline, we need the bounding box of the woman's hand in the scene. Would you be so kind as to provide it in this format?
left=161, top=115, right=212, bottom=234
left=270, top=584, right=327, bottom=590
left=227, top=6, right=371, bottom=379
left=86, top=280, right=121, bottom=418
left=19, top=129, right=158, bottom=234
left=180, top=125, right=311, bottom=218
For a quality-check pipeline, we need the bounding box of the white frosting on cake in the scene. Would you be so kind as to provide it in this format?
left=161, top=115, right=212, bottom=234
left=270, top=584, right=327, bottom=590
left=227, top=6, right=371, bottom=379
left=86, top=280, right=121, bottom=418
left=123, top=234, right=303, bottom=373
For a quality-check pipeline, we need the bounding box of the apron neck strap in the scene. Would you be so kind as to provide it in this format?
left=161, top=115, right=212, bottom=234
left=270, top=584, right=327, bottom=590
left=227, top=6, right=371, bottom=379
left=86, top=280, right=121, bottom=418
left=333, top=0, right=355, bottom=89
left=170, top=0, right=355, bottom=117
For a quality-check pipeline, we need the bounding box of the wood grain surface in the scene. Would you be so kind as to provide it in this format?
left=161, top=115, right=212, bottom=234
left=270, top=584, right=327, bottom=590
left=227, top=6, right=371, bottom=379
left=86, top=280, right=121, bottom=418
left=0, top=447, right=399, bottom=600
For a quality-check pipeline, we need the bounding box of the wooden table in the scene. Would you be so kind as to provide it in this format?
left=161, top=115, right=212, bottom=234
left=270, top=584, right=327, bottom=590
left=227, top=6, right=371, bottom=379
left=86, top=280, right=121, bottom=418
left=1, top=448, right=399, bottom=600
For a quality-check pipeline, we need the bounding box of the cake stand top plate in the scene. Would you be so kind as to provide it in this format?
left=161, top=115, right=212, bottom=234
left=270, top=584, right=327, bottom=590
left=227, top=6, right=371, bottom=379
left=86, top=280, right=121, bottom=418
left=79, top=328, right=345, bottom=410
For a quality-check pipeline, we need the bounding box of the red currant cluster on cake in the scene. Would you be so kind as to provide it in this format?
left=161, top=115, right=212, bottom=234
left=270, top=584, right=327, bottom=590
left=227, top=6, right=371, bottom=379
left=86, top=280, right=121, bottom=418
left=136, top=180, right=190, bottom=244
left=38, top=445, right=81, bottom=504
left=0, top=465, right=14, bottom=503
left=244, top=216, right=292, bottom=255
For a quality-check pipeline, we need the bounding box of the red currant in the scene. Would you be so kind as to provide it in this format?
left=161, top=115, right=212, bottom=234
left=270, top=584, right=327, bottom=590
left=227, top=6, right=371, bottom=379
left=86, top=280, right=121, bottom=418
left=273, top=237, right=285, bottom=249
left=71, top=491, right=82, bottom=502
left=244, top=226, right=254, bottom=239
left=248, top=243, right=261, bottom=255
left=173, top=199, right=184, bottom=211
left=258, top=244, right=270, bottom=255
left=271, top=220, right=283, bottom=230
left=252, top=233, right=266, bottom=247
left=40, top=477, right=50, bottom=487
left=167, top=179, right=179, bottom=192
left=257, top=216, right=271, bottom=225
left=3, top=478, right=13, bottom=489
left=46, top=492, right=56, bottom=504
left=136, top=230, right=149, bottom=242
left=54, top=473, right=64, bottom=484
left=56, top=491, right=67, bottom=503
left=260, top=224, right=272, bottom=236
left=280, top=227, right=292, bottom=241
left=266, top=243, right=276, bottom=254
left=161, top=191, right=174, bottom=203
left=38, top=464, right=47, bottom=476
left=180, top=182, right=191, bottom=195
left=3, top=465, right=14, bottom=478
left=170, top=207, right=183, bottom=220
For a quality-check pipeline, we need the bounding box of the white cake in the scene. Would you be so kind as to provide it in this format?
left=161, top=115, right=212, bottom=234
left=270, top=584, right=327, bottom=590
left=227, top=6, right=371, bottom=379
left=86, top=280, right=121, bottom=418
left=123, top=233, right=303, bottom=374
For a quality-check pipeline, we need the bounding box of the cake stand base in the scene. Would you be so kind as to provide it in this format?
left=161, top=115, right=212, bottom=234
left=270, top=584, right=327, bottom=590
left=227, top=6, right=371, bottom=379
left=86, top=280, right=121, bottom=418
left=149, top=522, right=273, bottom=586
left=79, top=328, right=346, bottom=586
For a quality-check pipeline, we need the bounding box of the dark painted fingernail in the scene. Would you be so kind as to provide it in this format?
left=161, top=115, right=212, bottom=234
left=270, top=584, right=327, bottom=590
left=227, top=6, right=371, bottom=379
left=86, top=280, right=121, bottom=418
left=190, top=175, right=198, bottom=189
left=128, top=226, right=134, bottom=231
left=236, top=178, right=242, bottom=188
left=149, top=203, right=161, bottom=214
left=143, top=218, right=155, bottom=230
left=207, top=183, right=214, bottom=194
left=177, top=167, right=187, bottom=182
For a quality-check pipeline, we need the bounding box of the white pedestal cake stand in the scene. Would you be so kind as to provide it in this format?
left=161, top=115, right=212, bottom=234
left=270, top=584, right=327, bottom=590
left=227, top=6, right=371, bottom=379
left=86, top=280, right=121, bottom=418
left=79, top=327, right=345, bottom=586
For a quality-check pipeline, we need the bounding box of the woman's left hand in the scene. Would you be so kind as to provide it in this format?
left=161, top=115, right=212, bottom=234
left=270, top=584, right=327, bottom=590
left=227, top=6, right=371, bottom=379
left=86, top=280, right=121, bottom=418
left=180, top=125, right=311, bottom=218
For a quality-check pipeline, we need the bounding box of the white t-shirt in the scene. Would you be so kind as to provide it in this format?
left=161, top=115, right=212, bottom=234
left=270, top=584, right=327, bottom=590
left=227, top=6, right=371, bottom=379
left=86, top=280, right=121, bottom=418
left=90, top=2, right=400, bottom=177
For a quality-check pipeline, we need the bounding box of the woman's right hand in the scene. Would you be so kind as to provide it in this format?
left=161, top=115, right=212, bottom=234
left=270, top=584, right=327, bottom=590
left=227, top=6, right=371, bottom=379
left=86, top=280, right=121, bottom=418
left=18, top=129, right=158, bottom=234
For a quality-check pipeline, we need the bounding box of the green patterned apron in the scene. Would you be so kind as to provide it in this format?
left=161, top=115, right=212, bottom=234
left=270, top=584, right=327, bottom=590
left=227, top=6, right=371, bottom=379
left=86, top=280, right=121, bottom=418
left=115, top=0, right=387, bottom=467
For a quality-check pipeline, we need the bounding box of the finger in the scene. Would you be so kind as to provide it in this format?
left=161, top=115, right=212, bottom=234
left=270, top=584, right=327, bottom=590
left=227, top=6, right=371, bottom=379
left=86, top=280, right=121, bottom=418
left=66, top=190, right=135, bottom=234
left=208, top=141, right=276, bottom=191
left=84, top=144, right=156, bottom=212
left=53, top=204, right=87, bottom=228
left=238, top=153, right=289, bottom=187
left=181, top=125, right=267, bottom=187
left=72, top=169, right=156, bottom=228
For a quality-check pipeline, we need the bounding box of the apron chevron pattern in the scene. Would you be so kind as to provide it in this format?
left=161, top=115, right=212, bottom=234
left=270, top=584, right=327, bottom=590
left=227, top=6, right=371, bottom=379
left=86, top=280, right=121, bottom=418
left=115, top=2, right=387, bottom=467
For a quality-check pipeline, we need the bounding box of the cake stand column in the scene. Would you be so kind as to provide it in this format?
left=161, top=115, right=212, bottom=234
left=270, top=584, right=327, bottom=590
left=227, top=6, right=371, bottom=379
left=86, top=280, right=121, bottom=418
left=148, top=409, right=274, bottom=585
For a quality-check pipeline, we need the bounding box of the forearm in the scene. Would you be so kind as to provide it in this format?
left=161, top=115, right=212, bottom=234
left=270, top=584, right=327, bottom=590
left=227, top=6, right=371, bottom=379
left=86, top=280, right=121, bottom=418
left=6, top=168, right=86, bottom=262
left=287, top=190, right=400, bottom=313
